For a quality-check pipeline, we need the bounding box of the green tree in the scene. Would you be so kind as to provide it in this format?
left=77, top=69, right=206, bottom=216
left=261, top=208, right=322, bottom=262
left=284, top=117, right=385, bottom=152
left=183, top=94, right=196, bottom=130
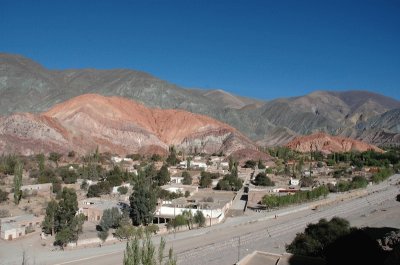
left=244, top=160, right=256, bottom=169
left=129, top=175, right=157, bottom=226
left=199, top=174, right=212, bottom=188
left=156, top=165, right=170, bottom=186
left=100, top=207, right=121, bottom=231
left=37, top=153, right=45, bottom=176
left=253, top=172, right=274, bottom=186
left=98, top=229, right=109, bottom=243
left=123, top=234, right=176, bottom=265
left=181, top=210, right=193, bottom=230
left=193, top=210, right=206, bottom=227
left=181, top=171, right=192, bottom=185
left=286, top=217, right=351, bottom=258
left=42, top=200, right=59, bottom=235
left=257, top=159, right=266, bottom=169
left=55, top=188, right=78, bottom=233
left=13, top=161, right=23, bottom=205
left=55, top=227, right=75, bottom=249
left=0, top=188, right=8, bottom=202
left=49, top=152, right=62, bottom=167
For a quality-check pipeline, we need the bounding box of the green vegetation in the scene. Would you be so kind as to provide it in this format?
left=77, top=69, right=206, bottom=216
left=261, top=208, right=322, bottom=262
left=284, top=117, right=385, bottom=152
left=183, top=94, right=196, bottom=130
left=13, top=160, right=23, bottom=205
left=41, top=188, right=86, bottom=248
left=129, top=172, right=157, bottom=226
left=0, top=188, right=8, bottom=202
left=181, top=171, right=192, bottom=185
left=199, top=173, right=212, bottom=188
left=286, top=217, right=351, bottom=257
left=155, top=165, right=170, bottom=186
left=123, top=234, right=176, bottom=265
left=262, top=186, right=329, bottom=209
left=253, top=172, right=274, bottom=186
left=243, top=160, right=256, bottom=169
left=215, top=173, right=243, bottom=191
left=330, top=176, right=369, bottom=192
left=193, top=210, right=206, bottom=227
left=371, top=167, right=393, bottom=183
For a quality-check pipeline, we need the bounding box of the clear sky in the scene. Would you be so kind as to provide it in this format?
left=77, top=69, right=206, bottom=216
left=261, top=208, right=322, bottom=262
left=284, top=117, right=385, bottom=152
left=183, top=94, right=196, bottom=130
left=1, top=0, right=399, bottom=100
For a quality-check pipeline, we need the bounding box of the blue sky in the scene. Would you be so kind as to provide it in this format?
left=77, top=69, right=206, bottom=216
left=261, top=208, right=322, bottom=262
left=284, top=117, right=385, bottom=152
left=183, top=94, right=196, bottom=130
left=1, top=0, right=399, bottom=100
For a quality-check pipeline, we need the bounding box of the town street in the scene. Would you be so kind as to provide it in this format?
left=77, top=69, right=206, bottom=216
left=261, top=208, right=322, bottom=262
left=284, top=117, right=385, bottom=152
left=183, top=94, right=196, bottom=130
left=1, top=175, right=399, bottom=265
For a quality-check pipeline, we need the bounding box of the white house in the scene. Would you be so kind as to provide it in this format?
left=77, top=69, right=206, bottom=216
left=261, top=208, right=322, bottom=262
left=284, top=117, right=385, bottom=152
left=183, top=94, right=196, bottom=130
left=289, top=178, right=300, bottom=186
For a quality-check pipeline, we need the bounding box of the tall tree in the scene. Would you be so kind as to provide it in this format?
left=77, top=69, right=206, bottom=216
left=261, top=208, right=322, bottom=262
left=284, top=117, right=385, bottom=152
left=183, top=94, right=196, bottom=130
left=156, top=165, right=170, bottom=186
left=42, top=200, right=59, bottom=235
left=55, top=188, right=78, bottom=232
left=124, top=235, right=176, bottom=265
left=130, top=175, right=157, bottom=226
left=13, top=161, right=23, bottom=205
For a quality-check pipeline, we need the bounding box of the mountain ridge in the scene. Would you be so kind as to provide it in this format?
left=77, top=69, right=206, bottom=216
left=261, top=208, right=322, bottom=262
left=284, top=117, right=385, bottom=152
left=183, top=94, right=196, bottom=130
left=1, top=53, right=399, bottom=147
left=0, top=94, right=257, bottom=156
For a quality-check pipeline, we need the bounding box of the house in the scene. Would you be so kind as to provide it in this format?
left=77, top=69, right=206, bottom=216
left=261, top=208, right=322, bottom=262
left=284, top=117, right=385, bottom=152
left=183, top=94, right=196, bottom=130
left=20, top=183, right=52, bottom=196
left=289, top=178, right=300, bottom=186
left=170, top=176, right=184, bottom=184
left=0, top=214, right=43, bottom=240
left=177, top=161, right=207, bottom=170
left=77, top=199, right=122, bottom=222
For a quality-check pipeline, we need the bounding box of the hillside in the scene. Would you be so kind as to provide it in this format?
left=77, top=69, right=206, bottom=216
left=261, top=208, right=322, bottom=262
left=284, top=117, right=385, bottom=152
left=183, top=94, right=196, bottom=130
left=286, top=132, right=383, bottom=154
left=1, top=53, right=399, bottom=147
left=0, top=94, right=256, bottom=156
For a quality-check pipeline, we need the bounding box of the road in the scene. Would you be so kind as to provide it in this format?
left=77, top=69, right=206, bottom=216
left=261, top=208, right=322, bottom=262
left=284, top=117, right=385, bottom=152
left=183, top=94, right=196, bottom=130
left=1, top=174, right=399, bottom=265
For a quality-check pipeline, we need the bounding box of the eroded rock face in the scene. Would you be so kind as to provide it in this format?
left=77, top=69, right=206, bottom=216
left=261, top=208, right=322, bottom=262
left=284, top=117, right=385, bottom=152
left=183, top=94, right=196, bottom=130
left=0, top=94, right=257, bottom=155
left=286, top=132, right=383, bottom=154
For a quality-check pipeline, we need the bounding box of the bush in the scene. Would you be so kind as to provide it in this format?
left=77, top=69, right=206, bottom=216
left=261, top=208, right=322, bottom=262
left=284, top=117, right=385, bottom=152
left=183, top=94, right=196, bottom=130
left=0, top=188, right=9, bottom=202
left=117, top=186, right=128, bottom=195
left=253, top=172, right=274, bottom=186
left=286, top=217, right=351, bottom=257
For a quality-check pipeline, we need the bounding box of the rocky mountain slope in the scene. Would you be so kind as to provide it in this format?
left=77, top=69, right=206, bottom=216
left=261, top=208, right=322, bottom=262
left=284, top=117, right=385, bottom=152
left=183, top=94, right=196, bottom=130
left=0, top=94, right=256, bottom=156
left=286, top=132, right=383, bottom=154
left=1, top=53, right=399, bottom=147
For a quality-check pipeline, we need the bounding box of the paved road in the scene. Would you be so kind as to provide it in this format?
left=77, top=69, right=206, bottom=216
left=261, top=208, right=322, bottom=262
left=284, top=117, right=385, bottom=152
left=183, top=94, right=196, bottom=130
left=2, top=174, right=399, bottom=265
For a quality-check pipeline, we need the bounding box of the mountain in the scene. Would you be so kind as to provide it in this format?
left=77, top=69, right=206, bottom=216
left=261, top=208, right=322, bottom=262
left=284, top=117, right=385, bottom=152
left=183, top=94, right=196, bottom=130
left=1, top=53, right=399, bottom=147
left=0, top=94, right=257, bottom=156
left=286, top=132, right=383, bottom=154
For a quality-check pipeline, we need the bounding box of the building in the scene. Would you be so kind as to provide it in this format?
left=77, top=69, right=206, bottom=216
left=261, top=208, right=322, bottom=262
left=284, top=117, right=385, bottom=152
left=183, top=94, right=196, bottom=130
left=20, top=183, right=52, bottom=196
left=289, top=178, right=300, bottom=186
left=0, top=214, right=43, bottom=240
left=77, top=199, right=123, bottom=222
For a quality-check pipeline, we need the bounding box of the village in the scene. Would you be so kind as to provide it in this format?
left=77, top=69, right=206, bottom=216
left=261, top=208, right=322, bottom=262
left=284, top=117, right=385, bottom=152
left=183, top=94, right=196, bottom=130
left=0, top=146, right=398, bottom=250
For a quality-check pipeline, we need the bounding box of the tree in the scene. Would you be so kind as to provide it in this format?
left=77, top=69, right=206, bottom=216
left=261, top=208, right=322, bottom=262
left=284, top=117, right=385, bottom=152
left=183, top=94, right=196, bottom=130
left=37, top=153, right=45, bottom=176
left=193, top=210, right=206, bottom=227
left=55, top=188, right=78, bottom=233
left=286, top=217, right=351, bottom=258
left=181, top=171, right=192, bottom=185
left=0, top=188, right=8, bottom=202
left=257, top=159, right=266, bottom=169
left=42, top=200, right=59, bottom=235
left=156, top=165, right=170, bottom=186
left=13, top=161, right=23, bottom=205
left=123, top=234, right=177, bottom=265
left=71, top=213, right=86, bottom=245
left=49, top=152, right=62, bottom=167
left=98, top=229, right=109, bottom=244
left=253, top=172, right=274, bottom=186
left=100, top=207, right=121, bottom=231
left=118, top=186, right=129, bottom=195
left=181, top=210, right=193, bottom=230
left=199, top=174, right=212, bottom=188
left=130, top=175, right=157, bottom=226
left=55, top=227, right=75, bottom=249
left=244, top=160, right=257, bottom=169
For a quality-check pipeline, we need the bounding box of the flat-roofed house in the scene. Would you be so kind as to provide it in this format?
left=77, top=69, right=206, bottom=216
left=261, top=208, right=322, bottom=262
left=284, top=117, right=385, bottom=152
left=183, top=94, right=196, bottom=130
left=0, top=214, right=43, bottom=240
